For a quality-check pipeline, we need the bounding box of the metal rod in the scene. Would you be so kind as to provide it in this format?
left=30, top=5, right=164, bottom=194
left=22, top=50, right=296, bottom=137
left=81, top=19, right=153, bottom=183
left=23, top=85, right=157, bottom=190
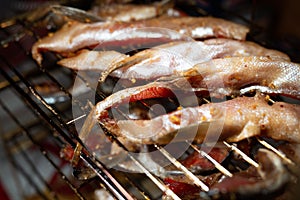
left=84, top=155, right=135, bottom=200
left=155, top=145, right=209, bottom=192
left=98, top=124, right=181, bottom=200
left=257, top=138, right=295, bottom=165
left=125, top=153, right=181, bottom=200
left=223, top=141, right=259, bottom=168
left=66, top=114, right=86, bottom=125
left=202, top=98, right=211, bottom=104
left=189, top=143, right=233, bottom=177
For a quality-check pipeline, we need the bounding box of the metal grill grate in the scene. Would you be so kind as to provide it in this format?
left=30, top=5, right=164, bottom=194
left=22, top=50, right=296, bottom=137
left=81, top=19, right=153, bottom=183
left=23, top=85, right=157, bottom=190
left=0, top=11, right=135, bottom=199
left=0, top=1, right=299, bottom=200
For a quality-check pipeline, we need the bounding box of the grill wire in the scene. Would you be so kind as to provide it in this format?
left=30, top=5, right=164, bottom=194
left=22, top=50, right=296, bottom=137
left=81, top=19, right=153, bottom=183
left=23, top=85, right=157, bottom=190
left=0, top=1, right=299, bottom=200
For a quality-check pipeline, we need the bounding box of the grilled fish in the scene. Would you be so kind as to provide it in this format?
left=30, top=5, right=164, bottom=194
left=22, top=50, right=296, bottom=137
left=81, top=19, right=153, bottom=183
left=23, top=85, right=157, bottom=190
left=102, top=95, right=300, bottom=148
left=106, top=39, right=290, bottom=81
left=184, top=56, right=300, bottom=99
left=86, top=56, right=299, bottom=125
left=32, top=16, right=249, bottom=64
left=58, top=39, right=289, bottom=81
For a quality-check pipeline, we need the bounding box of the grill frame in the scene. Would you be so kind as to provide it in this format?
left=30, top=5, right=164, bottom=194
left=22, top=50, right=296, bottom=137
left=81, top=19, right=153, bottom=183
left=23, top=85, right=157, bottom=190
left=0, top=1, right=299, bottom=200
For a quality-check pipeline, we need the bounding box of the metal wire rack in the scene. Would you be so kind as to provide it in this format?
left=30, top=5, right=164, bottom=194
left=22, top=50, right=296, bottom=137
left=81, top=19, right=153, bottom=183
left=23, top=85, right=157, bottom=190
left=0, top=1, right=299, bottom=200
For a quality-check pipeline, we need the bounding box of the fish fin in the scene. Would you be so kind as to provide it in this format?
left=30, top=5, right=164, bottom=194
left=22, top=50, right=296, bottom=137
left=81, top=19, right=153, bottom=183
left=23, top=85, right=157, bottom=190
left=100, top=53, right=150, bottom=82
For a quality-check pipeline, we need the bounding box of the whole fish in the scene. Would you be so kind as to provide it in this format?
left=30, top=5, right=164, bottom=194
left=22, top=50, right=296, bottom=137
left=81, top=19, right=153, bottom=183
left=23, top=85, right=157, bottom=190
left=184, top=56, right=300, bottom=99
left=58, top=39, right=289, bottom=81
left=32, top=16, right=249, bottom=64
left=103, top=95, right=300, bottom=148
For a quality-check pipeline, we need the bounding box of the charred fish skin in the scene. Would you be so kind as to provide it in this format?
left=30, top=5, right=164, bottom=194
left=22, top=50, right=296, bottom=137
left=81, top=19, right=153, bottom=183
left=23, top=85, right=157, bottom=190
left=31, top=16, right=249, bottom=64
left=102, top=95, right=300, bottom=149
